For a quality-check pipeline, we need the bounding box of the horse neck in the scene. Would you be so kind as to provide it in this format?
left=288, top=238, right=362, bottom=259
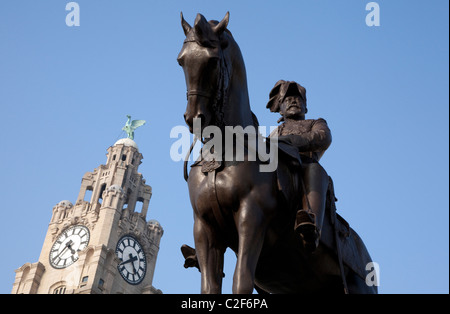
left=223, top=39, right=254, bottom=129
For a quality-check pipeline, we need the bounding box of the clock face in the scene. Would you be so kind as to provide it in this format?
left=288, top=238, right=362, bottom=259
left=116, top=235, right=147, bottom=285
left=49, top=225, right=90, bottom=269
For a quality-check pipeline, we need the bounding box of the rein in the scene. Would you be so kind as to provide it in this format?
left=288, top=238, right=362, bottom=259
left=183, top=37, right=231, bottom=181
left=184, top=135, right=198, bottom=181
left=184, top=38, right=230, bottom=126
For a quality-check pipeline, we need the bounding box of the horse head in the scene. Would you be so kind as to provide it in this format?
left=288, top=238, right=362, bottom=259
left=177, top=12, right=231, bottom=135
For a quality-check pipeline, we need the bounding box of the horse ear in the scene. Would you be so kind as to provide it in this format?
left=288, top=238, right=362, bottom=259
left=213, top=12, right=229, bottom=35
left=194, top=13, right=215, bottom=47
left=180, top=12, right=192, bottom=36
left=194, top=13, right=208, bottom=35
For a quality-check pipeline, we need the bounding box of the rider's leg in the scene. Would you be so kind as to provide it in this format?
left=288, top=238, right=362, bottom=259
left=303, top=162, right=329, bottom=230
left=296, top=162, right=329, bottom=251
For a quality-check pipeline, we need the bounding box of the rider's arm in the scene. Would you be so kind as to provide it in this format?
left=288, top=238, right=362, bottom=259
left=287, top=118, right=332, bottom=153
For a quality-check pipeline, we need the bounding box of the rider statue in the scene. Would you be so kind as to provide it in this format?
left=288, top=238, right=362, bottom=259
left=267, top=80, right=332, bottom=252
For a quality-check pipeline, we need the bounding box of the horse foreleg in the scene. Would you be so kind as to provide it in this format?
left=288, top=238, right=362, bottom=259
left=233, top=201, right=267, bottom=294
left=193, top=215, right=226, bottom=294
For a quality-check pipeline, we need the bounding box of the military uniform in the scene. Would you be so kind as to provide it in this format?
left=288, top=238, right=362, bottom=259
left=267, top=80, right=331, bottom=252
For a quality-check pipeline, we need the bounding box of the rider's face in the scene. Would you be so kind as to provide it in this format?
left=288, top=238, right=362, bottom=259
left=280, top=95, right=306, bottom=119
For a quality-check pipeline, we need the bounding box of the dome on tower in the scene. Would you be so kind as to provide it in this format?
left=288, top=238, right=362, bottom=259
left=148, top=219, right=161, bottom=227
left=148, top=219, right=164, bottom=235
left=57, top=200, right=73, bottom=208
left=114, top=138, right=139, bottom=150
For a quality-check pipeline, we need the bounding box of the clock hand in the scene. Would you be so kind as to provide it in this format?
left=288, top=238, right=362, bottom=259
left=53, top=240, right=73, bottom=260
left=120, top=254, right=139, bottom=274
left=119, top=254, right=138, bottom=267
left=53, top=246, right=68, bottom=260
left=66, top=240, right=76, bottom=255
left=130, top=256, right=138, bottom=275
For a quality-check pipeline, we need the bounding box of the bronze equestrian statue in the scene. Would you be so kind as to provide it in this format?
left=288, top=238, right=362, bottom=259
left=178, top=12, right=377, bottom=294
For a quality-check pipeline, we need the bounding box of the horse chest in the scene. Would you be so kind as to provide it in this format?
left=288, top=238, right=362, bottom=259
left=189, top=166, right=249, bottom=217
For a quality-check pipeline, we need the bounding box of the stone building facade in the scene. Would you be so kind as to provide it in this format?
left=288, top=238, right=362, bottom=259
left=12, top=138, right=163, bottom=294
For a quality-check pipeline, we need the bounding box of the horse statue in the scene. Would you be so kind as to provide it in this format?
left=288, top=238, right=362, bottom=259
left=177, top=12, right=377, bottom=294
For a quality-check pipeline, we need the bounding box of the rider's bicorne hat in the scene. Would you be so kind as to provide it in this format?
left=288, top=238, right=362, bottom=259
left=266, top=80, right=307, bottom=113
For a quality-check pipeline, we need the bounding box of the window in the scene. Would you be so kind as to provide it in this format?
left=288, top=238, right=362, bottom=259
left=83, top=187, right=93, bottom=202
left=53, top=286, right=66, bottom=294
left=98, top=279, right=105, bottom=290
left=80, top=276, right=89, bottom=288
left=98, top=184, right=107, bottom=204
left=137, top=197, right=145, bottom=212
left=122, top=154, right=127, bottom=161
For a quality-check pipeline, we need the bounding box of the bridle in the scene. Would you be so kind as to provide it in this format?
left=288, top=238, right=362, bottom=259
left=182, top=37, right=230, bottom=181
left=183, top=38, right=223, bottom=102
left=181, top=38, right=216, bottom=100
left=186, top=90, right=214, bottom=100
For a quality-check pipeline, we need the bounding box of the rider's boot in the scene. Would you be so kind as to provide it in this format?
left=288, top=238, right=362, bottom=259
left=295, top=209, right=320, bottom=253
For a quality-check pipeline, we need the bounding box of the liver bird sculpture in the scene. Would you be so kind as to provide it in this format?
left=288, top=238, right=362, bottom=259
left=122, top=115, right=146, bottom=140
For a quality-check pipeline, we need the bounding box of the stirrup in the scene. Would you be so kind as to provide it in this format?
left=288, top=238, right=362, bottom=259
left=295, top=210, right=320, bottom=252
left=296, top=223, right=320, bottom=252
left=296, top=209, right=316, bottom=225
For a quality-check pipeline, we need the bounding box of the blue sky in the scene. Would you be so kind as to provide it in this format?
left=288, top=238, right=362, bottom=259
left=0, top=0, right=448, bottom=294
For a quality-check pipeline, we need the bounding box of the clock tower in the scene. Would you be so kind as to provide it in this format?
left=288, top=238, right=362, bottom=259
left=12, top=137, right=164, bottom=294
